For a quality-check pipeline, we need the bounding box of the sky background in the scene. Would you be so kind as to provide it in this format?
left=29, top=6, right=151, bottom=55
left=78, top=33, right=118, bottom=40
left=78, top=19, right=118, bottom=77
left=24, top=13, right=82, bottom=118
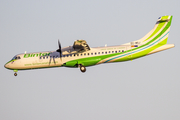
left=0, top=0, right=180, bottom=120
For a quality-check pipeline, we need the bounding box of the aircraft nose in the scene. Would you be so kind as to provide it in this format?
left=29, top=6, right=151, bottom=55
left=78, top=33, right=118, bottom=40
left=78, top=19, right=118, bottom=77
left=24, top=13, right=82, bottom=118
left=4, top=63, right=9, bottom=69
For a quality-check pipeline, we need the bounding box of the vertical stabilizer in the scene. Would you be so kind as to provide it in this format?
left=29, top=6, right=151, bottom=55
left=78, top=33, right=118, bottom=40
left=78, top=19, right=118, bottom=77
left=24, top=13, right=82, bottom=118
left=123, top=15, right=173, bottom=46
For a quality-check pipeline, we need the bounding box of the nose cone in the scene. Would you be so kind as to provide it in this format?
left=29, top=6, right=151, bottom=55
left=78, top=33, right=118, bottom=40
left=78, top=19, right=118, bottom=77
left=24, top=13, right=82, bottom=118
left=4, top=61, right=17, bottom=70
left=4, top=62, right=12, bottom=69
left=4, top=63, right=9, bottom=69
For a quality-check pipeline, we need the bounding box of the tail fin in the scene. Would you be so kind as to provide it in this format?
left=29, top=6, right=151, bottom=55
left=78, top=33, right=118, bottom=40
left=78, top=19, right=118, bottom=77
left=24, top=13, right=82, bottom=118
left=123, top=15, right=173, bottom=46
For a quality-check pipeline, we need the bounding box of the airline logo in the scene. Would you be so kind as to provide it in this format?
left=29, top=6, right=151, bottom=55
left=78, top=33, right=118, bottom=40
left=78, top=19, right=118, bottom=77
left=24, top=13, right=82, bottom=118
left=24, top=52, right=51, bottom=58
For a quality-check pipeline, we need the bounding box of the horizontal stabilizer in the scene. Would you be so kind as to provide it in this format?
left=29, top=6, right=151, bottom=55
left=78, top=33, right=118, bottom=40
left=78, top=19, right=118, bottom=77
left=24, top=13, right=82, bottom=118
left=147, top=44, right=174, bottom=55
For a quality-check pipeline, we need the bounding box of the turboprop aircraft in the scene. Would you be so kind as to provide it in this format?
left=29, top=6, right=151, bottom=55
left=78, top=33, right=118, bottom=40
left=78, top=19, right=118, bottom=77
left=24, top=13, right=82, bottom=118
left=4, top=15, right=175, bottom=76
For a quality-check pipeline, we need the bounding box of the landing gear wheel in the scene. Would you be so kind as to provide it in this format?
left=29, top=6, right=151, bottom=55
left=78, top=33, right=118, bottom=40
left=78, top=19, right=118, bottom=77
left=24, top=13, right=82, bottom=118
left=80, top=65, right=86, bottom=73
left=14, top=73, right=17, bottom=76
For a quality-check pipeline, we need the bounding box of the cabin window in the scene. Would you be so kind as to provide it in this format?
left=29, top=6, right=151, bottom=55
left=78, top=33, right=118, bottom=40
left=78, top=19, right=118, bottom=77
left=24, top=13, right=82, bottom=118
left=77, top=54, right=79, bottom=56
left=81, top=54, right=83, bottom=56
left=105, top=52, right=107, bottom=54
left=98, top=52, right=100, bottom=54
left=115, top=51, right=117, bottom=53
left=87, top=53, right=90, bottom=55
left=74, top=54, right=76, bottom=57
left=102, top=52, right=104, bottom=54
left=91, top=53, right=93, bottom=55
left=69, top=54, right=72, bottom=57
left=119, top=50, right=121, bottom=53
left=95, top=53, right=97, bottom=55
left=46, top=56, right=48, bottom=59
left=17, top=56, right=21, bottom=59
left=40, top=57, right=42, bottom=59
left=109, top=51, right=111, bottom=54
left=84, top=53, right=86, bottom=56
left=67, top=55, right=69, bottom=57
left=112, top=51, right=114, bottom=53
left=43, top=57, right=45, bottom=59
left=122, top=50, right=124, bottom=52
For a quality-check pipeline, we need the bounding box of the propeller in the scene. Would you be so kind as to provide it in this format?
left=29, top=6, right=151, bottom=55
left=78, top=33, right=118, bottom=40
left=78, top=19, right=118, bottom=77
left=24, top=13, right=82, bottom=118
left=56, top=40, right=62, bottom=61
left=49, top=40, right=62, bottom=65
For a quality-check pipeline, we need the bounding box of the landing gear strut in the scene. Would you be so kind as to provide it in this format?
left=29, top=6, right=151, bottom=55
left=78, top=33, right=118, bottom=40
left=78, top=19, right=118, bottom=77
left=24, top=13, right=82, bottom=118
left=79, top=64, right=86, bottom=73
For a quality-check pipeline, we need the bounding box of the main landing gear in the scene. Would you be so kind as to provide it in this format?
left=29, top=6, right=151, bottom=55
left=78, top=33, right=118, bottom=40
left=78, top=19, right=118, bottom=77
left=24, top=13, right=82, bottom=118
left=79, top=64, right=86, bottom=73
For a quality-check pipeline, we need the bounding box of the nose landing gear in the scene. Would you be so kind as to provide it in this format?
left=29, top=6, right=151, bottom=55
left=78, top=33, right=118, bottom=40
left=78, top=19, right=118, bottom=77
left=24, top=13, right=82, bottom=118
left=14, top=73, right=17, bottom=76
left=13, top=69, right=18, bottom=76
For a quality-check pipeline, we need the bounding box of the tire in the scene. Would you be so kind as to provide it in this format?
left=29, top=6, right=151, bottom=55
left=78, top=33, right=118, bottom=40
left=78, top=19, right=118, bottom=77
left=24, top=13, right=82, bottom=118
left=14, top=73, right=17, bottom=76
left=80, top=65, right=86, bottom=73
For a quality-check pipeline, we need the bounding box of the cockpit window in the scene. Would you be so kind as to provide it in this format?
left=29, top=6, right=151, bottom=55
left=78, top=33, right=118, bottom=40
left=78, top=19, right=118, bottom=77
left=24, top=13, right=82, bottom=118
left=11, top=56, right=21, bottom=60
left=11, top=56, right=16, bottom=60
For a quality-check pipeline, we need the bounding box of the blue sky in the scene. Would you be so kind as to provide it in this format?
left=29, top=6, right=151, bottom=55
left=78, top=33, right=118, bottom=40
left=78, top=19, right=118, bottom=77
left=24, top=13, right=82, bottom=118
left=1, top=0, right=180, bottom=120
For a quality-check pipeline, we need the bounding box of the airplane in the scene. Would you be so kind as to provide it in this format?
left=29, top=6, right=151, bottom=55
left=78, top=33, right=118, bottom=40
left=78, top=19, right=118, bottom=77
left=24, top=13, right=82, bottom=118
left=4, top=15, right=175, bottom=76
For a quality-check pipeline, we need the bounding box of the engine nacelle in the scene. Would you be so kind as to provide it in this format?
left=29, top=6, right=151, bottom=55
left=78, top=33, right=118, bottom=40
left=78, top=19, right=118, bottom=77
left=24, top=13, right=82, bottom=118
left=73, top=40, right=90, bottom=51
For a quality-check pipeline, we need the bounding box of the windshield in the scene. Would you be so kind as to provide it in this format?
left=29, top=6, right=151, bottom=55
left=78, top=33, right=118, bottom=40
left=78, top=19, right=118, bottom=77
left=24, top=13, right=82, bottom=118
left=11, top=56, right=21, bottom=60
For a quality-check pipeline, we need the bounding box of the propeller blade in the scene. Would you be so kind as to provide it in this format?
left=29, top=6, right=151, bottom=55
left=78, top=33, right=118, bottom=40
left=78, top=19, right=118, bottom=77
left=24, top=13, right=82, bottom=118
left=53, top=56, right=56, bottom=65
left=49, top=55, right=56, bottom=65
left=58, top=40, right=61, bottom=50
left=49, top=56, right=51, bottom=65
left=56, top=40, right=62, bottom=61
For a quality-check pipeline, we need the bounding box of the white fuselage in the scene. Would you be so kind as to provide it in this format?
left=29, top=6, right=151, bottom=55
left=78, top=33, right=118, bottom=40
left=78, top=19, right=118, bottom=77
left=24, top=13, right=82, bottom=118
left=4, top=43, right=174, bottom=71
left=5, top=45, right=129, bottom=70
